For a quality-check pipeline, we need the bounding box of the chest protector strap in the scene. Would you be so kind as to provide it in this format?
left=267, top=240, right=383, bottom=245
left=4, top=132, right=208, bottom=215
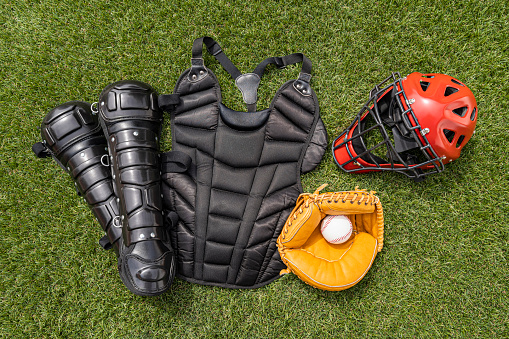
left=161, top=37, right=327, bottom=288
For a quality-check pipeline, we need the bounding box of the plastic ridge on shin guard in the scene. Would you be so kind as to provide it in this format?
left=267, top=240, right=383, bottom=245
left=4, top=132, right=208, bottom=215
left=98, top=80, right=176, bottom=296
left=33, top=101, right=122, bottom=254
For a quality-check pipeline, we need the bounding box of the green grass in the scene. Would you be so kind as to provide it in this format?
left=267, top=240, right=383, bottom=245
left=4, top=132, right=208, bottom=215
left=1, top=0, right=508, bottom=337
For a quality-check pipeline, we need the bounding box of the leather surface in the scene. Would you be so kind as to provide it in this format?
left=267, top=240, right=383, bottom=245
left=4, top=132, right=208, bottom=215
left=277, top=187, right=384, bottom=291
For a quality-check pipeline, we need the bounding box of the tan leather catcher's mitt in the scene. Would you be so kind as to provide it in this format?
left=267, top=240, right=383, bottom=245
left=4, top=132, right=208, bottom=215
left=277, top=184, right=384, bottom=291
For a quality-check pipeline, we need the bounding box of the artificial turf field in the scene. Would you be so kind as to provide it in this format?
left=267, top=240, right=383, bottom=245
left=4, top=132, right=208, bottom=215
left=0, top=0, right=508, bottom=337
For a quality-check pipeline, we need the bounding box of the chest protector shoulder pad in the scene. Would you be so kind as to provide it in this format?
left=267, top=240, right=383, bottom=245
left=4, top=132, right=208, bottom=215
left=161, top=37, right=327, bottom=288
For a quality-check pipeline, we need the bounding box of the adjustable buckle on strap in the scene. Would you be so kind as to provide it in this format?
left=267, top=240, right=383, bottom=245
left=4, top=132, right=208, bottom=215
left=208, top=42, right=222, bottom=56
left=274, top=57, right=286, bottom=69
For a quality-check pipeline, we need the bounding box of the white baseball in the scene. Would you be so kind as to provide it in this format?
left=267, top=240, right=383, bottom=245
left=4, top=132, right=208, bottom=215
left=320, top=215, right=353, bottom=244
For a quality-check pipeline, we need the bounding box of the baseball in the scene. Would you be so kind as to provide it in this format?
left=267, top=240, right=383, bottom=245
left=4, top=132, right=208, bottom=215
left=320, top=215, right=353, bottom=244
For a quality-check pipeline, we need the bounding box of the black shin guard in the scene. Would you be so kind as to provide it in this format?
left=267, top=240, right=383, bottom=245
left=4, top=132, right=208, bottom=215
left=33, top=101, right=122, bottom=254
left=98, top=80, right=176, bottom=296
left=34, top=100, right=175, bottom=296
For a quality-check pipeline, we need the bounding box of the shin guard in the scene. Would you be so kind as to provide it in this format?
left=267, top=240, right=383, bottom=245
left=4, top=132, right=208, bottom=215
left=33, top=101, right=122, bottom=253
left=97, top=80, right=176, bottom=296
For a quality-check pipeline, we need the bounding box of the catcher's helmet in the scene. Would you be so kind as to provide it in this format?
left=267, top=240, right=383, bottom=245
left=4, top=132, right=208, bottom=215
left=332, top=72, right=478, bottom=181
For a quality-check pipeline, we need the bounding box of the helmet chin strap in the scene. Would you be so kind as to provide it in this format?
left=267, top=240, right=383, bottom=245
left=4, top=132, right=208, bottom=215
left=392, top=127, right=419, bottom=154
left=380, top=93, right=420, bottom=154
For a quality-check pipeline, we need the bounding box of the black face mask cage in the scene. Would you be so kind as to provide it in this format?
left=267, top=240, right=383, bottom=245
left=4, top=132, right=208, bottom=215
left=333, top=72, right=445, bottom=181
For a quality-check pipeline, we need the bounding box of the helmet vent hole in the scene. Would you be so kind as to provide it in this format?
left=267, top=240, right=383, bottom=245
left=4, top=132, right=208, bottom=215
left=420, top=81, right=430, bottom=91
left=456, top=135, right=465, bottom=148
left=470, top=107, right=477, bottom=121
left=451, top=79, right=465, bottom=86
left=444, top=87, right=459, bottom=96
left=452, top=106, right=468, bottom=117
left=443, top=129, right=456, bottom=143
left=422, top=75, right=435, bottom=78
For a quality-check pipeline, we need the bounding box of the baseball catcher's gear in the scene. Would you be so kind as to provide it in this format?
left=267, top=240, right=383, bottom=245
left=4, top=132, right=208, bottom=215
left=332, top=72, right=478, bottom=181
left=277, top=184, right=384, bottom=291
left=33, top=101, right=122, bottom=253
left=98, top=80, right=176, bottom=296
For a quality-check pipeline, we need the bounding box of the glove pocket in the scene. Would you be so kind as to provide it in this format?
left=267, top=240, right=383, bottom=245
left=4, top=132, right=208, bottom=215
left=282, top=229, right=379, bottom=291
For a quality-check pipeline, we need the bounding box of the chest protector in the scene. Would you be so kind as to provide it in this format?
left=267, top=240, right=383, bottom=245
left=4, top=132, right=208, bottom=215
left=161, top=37, right=327, bottom=288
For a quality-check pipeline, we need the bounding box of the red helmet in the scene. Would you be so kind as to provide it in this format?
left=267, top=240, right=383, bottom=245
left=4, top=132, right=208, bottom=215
left=332, top=72, right=478, bottom=181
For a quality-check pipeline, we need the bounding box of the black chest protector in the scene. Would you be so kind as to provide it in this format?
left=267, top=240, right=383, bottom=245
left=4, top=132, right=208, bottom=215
left=161, top=37, right=327, bottom=288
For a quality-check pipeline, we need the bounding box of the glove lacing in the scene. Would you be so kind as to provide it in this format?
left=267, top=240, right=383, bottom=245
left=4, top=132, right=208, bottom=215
left=287, top=184, right=379, bottom=228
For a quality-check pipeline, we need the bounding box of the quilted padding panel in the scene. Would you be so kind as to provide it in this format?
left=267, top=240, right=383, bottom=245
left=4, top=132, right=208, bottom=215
left=162, top=67, right=321, bottom=288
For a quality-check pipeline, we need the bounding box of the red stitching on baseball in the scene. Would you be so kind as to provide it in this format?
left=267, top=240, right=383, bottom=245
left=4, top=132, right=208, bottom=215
left=322, top=216, right=352, bottom=244
left=321, top=216, right=333, bottom=231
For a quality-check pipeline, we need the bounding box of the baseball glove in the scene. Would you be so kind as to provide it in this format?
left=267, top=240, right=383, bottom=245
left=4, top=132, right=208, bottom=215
left=277, top=184, right=384, bottom=291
